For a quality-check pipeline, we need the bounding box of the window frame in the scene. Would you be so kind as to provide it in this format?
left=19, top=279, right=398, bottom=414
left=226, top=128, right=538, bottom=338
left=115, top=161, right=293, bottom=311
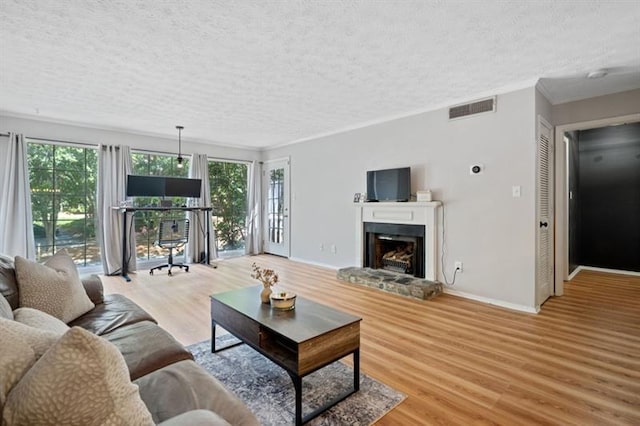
left=207, top=157, right=251, bottom=257
left=26, top=138, right=99, bottom=267
left=130, top=150, right=191, bottom=262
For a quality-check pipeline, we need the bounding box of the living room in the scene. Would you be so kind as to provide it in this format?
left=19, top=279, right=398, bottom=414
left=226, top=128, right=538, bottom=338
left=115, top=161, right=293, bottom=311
left=1, top=2, right=640, bottom=425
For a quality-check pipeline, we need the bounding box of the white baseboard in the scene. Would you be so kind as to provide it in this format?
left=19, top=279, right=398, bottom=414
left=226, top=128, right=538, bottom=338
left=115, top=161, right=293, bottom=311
left=568, top=266, right=582, bottom=281
left=288, top=258, right=539, bottom=313
left=288, top=257, right=340, bottom=271
left=443, top=288, right=539, bottom=314
left=77, top=264, right=104, bottom=275
left=571, top=265, right=640, bottom=278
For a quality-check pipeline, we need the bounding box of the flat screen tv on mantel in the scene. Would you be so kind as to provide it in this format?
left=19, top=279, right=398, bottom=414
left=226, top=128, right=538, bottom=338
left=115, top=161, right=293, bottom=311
left=366, top=167, right=411, bottom=202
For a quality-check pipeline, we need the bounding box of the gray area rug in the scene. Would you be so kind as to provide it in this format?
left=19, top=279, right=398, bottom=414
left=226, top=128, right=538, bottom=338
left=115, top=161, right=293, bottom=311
left=188, top=335, right=405, bottom=425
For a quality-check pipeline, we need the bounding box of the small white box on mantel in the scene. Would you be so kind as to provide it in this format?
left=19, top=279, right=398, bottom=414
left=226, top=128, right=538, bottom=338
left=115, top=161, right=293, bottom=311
left=416, top=190, right=432, bottom=202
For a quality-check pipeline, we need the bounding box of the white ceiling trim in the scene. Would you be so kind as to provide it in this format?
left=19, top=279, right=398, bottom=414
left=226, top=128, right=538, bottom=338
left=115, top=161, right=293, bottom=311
left=271, top=78, right=541, bottom=149
left=0, top=110, right=261, bottom=152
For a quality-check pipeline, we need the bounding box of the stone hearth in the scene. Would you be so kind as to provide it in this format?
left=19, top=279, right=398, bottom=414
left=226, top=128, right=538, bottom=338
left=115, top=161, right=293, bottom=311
left=337, top=267, right=442, bottom=300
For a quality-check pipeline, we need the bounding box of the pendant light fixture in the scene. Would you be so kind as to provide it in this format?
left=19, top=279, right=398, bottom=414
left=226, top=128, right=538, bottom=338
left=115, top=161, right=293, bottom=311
left=176, top=125, right=184, bottom=168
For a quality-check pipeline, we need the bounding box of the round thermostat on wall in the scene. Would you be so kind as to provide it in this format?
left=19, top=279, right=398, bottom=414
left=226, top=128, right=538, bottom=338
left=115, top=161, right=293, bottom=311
left=470, top=164, right=484, bottom=175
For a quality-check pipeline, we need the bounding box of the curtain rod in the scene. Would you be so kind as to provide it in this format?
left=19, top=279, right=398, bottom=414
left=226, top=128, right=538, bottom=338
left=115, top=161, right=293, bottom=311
left=1, top=136, right=253, bottom=164
left=133, top=148, right=252, bottom=165
left=133, top=147, right=175, bottom=156
left=0, top=134, right=94, bottom=146
left=27, top=136, right=97, bottom=148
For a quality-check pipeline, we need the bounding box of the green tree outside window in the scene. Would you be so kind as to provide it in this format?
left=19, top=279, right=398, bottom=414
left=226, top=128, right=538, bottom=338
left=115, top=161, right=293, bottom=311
left=131, top=153, right=190, bottom=260
left=27, top=143, right=98, bottom=265
left=209, top=161, right=248, bottom=253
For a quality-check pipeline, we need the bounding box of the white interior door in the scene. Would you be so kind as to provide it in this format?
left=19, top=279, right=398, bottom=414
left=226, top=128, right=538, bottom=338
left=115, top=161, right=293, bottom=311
left=536, top=117, right=554, bottom=307
left=263, top=158, right=290, bottom=257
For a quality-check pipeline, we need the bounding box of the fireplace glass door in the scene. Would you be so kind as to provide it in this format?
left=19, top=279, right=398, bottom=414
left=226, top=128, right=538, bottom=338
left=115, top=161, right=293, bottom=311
left=364, top=222, right=425, bottom=278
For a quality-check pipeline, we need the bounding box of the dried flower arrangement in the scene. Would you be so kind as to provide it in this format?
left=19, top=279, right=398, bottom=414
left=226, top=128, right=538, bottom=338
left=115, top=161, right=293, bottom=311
left=251, top=263, right=279, bottom=288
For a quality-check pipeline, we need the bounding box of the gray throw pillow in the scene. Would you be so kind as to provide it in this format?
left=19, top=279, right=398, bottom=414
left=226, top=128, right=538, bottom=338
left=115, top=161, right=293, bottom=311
left=0, top=323, right=37, bottom=411
left=3, top=327, right=154, bottom=426
left=13, top=307, right=70, bottom=335
left=15, top=249, right=94, bottom=323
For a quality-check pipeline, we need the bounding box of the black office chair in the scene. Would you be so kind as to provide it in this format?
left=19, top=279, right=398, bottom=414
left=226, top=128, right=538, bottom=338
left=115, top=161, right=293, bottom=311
left=150, top=218, right=190, bottom=276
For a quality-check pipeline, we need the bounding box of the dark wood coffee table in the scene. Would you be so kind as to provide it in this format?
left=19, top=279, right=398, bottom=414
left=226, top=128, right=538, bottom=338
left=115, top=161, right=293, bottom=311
left=210, top=286, right=362, bottom=425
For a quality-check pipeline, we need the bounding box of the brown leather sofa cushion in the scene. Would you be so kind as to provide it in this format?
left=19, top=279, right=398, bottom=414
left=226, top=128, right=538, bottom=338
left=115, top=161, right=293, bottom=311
left=69, top=294, right=155, bottom=335
left=134, top=360, right=259, bottom=426
left=102, top=320, right=193, bottom=381
left=81, top=274, right=104, bottom=305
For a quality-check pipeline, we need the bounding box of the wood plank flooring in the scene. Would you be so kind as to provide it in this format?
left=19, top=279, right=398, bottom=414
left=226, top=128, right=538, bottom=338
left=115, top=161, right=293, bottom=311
left=100, top=255, right=640, bottom=425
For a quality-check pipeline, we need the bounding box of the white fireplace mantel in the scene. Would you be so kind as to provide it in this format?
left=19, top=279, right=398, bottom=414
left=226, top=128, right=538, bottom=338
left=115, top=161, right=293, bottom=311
left=355, top=201, right=442, bottom=282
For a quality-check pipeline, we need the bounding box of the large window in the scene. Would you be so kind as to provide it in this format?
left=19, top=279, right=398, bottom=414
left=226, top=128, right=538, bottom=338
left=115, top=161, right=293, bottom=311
left=208, top=161, right=248, bottom=256
left=131, top=152, right=190, bottom=260
left=27, top=142, right=98, bottom=266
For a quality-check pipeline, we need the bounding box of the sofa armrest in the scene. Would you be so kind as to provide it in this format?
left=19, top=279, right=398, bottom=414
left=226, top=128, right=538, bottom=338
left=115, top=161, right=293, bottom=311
left=81, top=274, right=104, bottom=305
left=157, top=410, right=231, bottom=426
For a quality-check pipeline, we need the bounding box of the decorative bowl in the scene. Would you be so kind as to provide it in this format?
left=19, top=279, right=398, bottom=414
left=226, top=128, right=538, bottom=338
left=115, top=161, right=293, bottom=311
left=270, top=292, right=296, bottom=310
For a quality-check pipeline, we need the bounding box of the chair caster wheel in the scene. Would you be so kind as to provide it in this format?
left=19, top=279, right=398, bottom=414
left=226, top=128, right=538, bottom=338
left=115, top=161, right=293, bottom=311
left=149, top=270, right=153, bottom=275
left=168, top=271, right=172, bottom=276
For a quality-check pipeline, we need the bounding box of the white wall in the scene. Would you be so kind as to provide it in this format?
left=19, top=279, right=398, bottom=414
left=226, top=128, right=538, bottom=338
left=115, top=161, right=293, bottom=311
left=536, top=85, right=553, bottom=125
left=0, top=115, right=261, bottom=162
left=552, top=88, right=640, bottom=126
left=266, top=87, right=538, bottom=310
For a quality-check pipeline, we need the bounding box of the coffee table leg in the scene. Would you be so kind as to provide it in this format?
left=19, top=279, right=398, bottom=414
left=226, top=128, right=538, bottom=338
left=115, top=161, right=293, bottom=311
left=354, top=348, right=360, bottom=391
left=286, top=350, right=360, bottom=425
left=210, top=322, right=245, bottom=354
left=211, top=321, right=217, bottom=353
left=287, top=372, right=303, bottom=426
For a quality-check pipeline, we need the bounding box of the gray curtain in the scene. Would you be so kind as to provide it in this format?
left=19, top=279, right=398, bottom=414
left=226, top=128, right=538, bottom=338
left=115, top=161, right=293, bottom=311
left=0, top=133, right=36, bottom=258
left=97, top=145, right=135, bottom=275
left=186, top=153, right=216, bottom=263
left=245, top=160, right=262, bottom=255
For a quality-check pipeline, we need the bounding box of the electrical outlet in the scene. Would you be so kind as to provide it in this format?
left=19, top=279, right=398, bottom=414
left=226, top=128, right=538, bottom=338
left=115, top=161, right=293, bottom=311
left=455, top=261, right=463, bottom=273
left=331, top=245, right=337, bottom=254
left=512, top=185, right=521, bottom=197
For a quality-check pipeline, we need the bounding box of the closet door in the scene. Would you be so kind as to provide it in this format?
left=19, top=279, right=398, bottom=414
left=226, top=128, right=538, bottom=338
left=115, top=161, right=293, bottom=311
left=536, top=117, right=554, bottom=307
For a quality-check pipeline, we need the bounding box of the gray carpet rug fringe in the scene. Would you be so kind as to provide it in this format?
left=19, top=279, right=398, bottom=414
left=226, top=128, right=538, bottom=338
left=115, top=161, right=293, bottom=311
left=188, top=334, right=405, bottom=425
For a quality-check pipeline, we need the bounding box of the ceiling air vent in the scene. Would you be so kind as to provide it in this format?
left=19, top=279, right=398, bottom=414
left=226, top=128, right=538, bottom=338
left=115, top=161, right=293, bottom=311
left=449, top=97, right=496, bottom=120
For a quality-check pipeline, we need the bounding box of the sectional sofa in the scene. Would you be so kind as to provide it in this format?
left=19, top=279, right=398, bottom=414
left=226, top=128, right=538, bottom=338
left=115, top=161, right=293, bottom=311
left=0, top=252, right=258, bottom=425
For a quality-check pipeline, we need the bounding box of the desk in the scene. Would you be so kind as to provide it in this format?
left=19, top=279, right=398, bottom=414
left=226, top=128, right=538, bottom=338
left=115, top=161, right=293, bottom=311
left=114, top=206, right=213, bottom=282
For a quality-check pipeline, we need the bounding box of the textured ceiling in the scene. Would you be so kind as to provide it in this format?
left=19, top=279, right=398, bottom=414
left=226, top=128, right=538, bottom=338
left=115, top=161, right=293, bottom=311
left=1, top=1, right=639, bottom=149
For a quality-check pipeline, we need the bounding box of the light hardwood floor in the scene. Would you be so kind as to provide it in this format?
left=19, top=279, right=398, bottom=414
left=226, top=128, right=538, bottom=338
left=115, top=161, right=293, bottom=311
left=101, top=255, right=640, bottom=425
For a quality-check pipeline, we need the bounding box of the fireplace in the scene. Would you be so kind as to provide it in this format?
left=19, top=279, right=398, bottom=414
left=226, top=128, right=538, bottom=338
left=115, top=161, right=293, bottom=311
left=355, top=201, right=441, bottom=282
left=364, top=222, right=425, bottom=278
